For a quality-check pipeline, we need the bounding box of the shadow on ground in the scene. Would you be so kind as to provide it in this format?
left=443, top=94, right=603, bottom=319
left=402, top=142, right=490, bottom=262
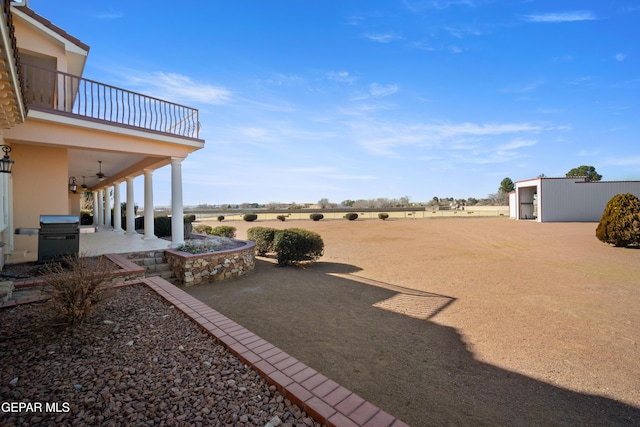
left=184, top=259, right=639, bottom=426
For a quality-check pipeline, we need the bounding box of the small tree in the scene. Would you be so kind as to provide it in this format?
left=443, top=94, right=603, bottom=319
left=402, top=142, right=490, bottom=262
left=566, top=165, right=602, bottom=182
left=499, top=177, right=514, bottom=193
left=596, top=193, right=640, bottom=247
left=243, top=213, right=258, bottom=222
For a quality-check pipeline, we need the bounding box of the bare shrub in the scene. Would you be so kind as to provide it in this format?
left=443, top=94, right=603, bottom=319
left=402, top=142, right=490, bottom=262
left=42, top=255, right=114, bottom=326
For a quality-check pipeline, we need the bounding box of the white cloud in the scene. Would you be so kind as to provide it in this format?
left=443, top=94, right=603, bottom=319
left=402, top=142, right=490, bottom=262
left=502, top=80, right=544, bottom=93
left=369, top=83, right=398, bottom=97
left=497, top=138, right=537, bottom=150
left=328, top=71, right=356, bottom=83
left=364, top=33, right=403, bottom=43
left=615, top=53, right=627, bottom=62
left=125, top=71, right=231, bottom=105
left=523, top=11, right=597, bottom=23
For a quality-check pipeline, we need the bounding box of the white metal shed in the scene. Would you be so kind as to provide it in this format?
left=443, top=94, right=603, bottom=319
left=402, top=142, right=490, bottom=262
left=510, top=177, right=640, bottom=222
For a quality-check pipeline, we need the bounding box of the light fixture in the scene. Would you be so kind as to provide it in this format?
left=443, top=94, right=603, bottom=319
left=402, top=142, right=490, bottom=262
left=68, top=176, right=77, bottom=194
left=0, top=145, right=14, bottom=174
left=81, top=176, right=88, bottom=190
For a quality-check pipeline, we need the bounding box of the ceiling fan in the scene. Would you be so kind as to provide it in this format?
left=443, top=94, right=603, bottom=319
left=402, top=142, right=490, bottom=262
left=96, top=161, right=108, bottom=180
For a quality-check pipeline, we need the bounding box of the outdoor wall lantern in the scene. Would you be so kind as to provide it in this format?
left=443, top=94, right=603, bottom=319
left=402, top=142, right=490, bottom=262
left=0, top=145, right=14, bottom=174
left=68, top=176, right=77, bottom=194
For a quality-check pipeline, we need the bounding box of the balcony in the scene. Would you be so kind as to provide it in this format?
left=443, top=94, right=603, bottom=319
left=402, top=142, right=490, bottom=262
left=21, top=62, right=200, bottom=139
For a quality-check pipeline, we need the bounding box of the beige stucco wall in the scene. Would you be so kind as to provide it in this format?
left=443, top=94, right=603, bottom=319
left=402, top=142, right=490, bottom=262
left=13, top=15, right=67, bottom=72
left=11, top=143, right=69, bottom=257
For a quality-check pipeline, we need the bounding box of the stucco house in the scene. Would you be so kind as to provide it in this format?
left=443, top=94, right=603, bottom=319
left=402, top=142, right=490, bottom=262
left=509, top=177, right=640, bottom=222
left=0, top=1, right=204, bottom=265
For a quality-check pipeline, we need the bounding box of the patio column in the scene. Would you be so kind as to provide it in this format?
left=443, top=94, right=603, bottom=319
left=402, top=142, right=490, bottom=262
left=143, top=169, right=156, bottom=240
left=96, top=189, right=104, bottom=227
left=92, top=191, right=99, bottom=226
left=125, top=177, right=136, bottom=235
left=104, top=187, right=112, bottom=229
left=113, top=181, right=122, bottom=232
left=170, top=157, right=185, bottom=247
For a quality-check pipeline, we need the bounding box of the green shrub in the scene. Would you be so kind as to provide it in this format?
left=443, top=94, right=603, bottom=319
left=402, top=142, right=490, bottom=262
left=310, top=213, right=324, bottom=221
left=134, top=216, right=144, bottom=230
left=247, top=227, right=277, bottom=256
left=243, top=213, right=258, bottom=222
left=154, top=216, right=172, bottom=237
left=193, top=224, right=213, bottom=235
left=344, top=212, right=358, bottom=221
left=277, top=215, right=286, bottom=222
left=273, top=228, right=324, bottom=266
left=596, top=193, right=640, bottom=247
left=217, top=215, right=225, bottom=222
left=43, top=255, right=113, bottom=326
left=183, top=214, right=196, bottom=223
left=211, top=225, right=236, bottom=238
left=378, top=213, right=389, bottom=220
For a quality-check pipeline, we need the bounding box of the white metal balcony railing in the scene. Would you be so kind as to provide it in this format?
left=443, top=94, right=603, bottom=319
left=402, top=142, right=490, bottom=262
left=21, top=63, right=200, bottom=139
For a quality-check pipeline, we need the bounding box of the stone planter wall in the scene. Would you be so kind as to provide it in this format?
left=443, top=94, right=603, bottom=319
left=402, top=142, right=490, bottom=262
left=165, top=241, right=256, bottom=287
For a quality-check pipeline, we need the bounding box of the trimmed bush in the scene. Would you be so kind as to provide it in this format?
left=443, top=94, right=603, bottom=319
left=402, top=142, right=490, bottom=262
left=43, top=255, right=113, bottom=326
left=154, top=215, right=172, bottom=237
left=247, top=227, right=278, bottom=256
left=243, top=213, right=258, bottom=222
left=183, top=214, right=196, bottom=223
left=596, top=193, right=640, bottom=247
left=134, top=216, right=144, bottom=230
left=310, top=213, right=324, bottom=221
left=193, top=224, right=213, bottom=235
left=217, top=215, right=225, bottom=222
left=378, top=213, right=389, bottom=220
left=277, top=215, right=287, bottom=222
left=273, top=228, right=324, bottom=266
left=211, top=225, right=236, bottom=238
left=344, top=212, right=358, bottom=221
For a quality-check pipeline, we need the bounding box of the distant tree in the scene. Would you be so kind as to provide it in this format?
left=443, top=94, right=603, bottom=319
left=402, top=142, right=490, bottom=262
left=341, top=199, right=355, bottom=207
left=538, top=173, right=547, bottom=178
left=499, top=177, right=515, bottom=194
left=566, top=165, right=602, bottom=181
left=317, top=198, right=330, bottom=208
left=467, top=197, right=479, bottom=205
left=431, top=196, right=439, bottom=205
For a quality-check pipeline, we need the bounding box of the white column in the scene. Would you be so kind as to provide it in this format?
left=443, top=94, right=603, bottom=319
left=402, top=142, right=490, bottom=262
left=97, top=190, right=104, bottom=227
left=92, top=191, right=99, bottom=226
left=104, top=187, right=112, bottom=229
left=113, top=181, right=122, bottom=232
left=170, top=157, right=185, bottom=247
left=125, top=177, right=136, bottom=235
left=143, top=169, right=156, bottom=240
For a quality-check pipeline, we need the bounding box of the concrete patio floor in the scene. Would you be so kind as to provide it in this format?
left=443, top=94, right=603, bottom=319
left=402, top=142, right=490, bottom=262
left=7, top=227, right=172, bottom=264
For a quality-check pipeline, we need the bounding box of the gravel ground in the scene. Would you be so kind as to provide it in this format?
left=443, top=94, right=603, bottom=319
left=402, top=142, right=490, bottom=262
left=0, top=285, right=321, bottom=427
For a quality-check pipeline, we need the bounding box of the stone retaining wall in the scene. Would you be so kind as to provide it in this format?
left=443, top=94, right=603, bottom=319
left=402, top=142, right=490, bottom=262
left=165, top=241, right=256, bottom=286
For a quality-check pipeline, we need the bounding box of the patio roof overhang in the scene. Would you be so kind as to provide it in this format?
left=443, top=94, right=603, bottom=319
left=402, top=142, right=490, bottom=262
left=0, top=0, right=26, bottom=128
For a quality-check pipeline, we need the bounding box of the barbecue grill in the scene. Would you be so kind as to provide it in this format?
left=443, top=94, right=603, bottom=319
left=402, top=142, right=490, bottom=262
left=37, top=215, right=80, bottom=263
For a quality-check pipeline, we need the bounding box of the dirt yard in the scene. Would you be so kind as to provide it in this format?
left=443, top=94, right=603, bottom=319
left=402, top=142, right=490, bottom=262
left=185, top=217, right=640, bottom=426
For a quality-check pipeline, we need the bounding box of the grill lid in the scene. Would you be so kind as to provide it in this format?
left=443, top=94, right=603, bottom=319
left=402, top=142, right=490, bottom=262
left=40, top=215, right=80, bottom=225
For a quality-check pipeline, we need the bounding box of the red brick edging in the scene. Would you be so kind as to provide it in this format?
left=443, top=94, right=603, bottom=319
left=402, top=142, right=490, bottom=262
left=138, top=276, right=409, bottom=427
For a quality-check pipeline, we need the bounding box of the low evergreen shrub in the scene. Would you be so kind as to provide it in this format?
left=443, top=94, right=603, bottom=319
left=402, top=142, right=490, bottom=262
left=183, top=214, right=196, bottom=223
left=596, top=193, right=640, bottom=247
left=211, top=225, right=236, bottom=238
left=378, top=213, right=389, bottom=220
left=243, top=213, right=258, bottom=222
left=310, top=213, right=324, bottom=221
left=344, top=212, right=358, bottom=221
left=154, top=216, right=172, bottom=237
left=217, top=215, right=225, bottom=222
left=273, top=228, right=324, bottom=266
left=193, top=224, right=213, bottom=235
left=134, top=216, right=144, bottom=230
left=277, top=215, right=286, bottom=221
left=247, top=227, right=277, bottom=255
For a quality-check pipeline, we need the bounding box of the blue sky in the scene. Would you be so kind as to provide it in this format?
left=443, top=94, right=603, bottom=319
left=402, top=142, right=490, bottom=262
left=29, top=1, right=640, bottom=206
